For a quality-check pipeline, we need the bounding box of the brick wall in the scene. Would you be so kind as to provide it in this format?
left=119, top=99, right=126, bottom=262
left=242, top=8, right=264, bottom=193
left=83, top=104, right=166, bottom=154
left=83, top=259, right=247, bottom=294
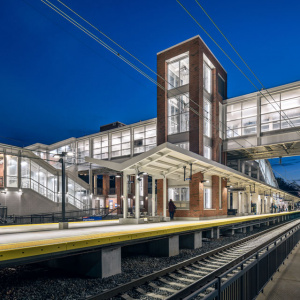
left=102, top=175, right=109, bottom=197
left=157, top=36, right=227, bottom=161
left=157, top=179, right=166, bottom=216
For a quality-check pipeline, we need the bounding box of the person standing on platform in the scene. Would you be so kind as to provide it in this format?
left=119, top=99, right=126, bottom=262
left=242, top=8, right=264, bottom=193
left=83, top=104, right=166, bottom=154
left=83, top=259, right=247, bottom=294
left=169, top=199, right=176, bottom=220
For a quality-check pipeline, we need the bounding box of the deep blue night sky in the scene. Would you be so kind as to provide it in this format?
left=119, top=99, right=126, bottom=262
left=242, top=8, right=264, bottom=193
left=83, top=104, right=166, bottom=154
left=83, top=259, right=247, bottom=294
left=1, top=0, right=300, bottom=182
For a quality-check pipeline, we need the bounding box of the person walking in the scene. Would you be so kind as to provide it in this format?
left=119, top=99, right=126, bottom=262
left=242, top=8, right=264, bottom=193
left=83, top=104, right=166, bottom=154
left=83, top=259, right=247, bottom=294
left=169, top=199, right=176, bottom=220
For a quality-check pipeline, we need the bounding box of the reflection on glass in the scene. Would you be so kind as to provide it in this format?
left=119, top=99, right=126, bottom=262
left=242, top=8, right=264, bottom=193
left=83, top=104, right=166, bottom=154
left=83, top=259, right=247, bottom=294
left=168, top=94, right=189, bottom=134
left=168, top=54, right=189, bottom=90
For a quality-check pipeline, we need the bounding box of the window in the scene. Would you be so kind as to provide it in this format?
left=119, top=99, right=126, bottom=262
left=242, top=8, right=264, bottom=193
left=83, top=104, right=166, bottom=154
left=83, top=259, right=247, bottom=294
left=168, top=54, right=189, bottom=90
left=203, top=63, right=212, bottom=94
left=261, top=89, right=300, bottom=132
left=204, top=99, right=212, bottom=137
left=204, top=145, right=212, bottom=159
left=6, top=155, right=18, bottom=187
left=0, top=154, right=4, bottom=188
left=168, top=187, right=190, bottom=202
left=168, top=94, right=189, bottom=134
left=77, top=140, right=89, bottom=163
left=204, top=188, right=212, bottom=209
left=218, top=75, right=225, bottom=98
left=134, top=124, right=157, bottom=154
left=48, top=144, right=75, bottom=168
left=111, top=130, right=131, bottom=158
left=93, top=135, right=108, bottom=159
left=226, top=99, right=257, bottom=137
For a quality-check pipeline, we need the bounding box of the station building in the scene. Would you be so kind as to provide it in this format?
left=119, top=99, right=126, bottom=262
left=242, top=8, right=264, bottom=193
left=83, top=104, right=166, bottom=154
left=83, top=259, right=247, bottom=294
left=1, top=36, right=299, bottom=220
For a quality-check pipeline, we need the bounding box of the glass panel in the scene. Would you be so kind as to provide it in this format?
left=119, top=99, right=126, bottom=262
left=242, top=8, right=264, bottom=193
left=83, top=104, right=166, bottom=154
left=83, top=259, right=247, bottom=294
left=168, top=60, right=180, bottom=89
left=261, top=112, right=280, bottom=123
left=227, top=103, right=241, bottom=113
left=227, top=111, right=241, bottom=121
left=168, top=97, right=179, bottom=116
left=168, top=55, right=189, bottom=90
left=242, top=127, right=256, bottom=135
left=242, top=107, right=256, bottom=118
left=180, top=112, right=189, bottom=132
left=204, top=99, right=211, bottom=137
left=7, top=155, right=18, bottom=188
left=204, top=146, right=212, bottom=159
left=0, top=154, right=4, bottom=188
left=261, top=121, right=280, bottom=132
left=203, top=63, right=212, bottom=94
left=242, top=116, right=256, bottom=127
left=261, top=103, right=279, bottom=114
left=242, top=99, right=256, bottom=109
left=168, top=115, right=180, bottom=135
left=181, top=187, right=189, bottom=201
left=180, top=57, right=189, bottom=86
left=281, top=88, right=300, bottom=101
left=282, top=107, right=300, bottom=119
left=281, top=98, right=300, bottom=110
left=204, top=188, right=212, bottom=209
left=261, top=93, right=280, bottom=105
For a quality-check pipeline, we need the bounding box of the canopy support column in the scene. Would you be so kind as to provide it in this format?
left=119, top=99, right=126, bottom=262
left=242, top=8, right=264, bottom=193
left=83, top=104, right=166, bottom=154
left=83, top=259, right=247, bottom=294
left=123, top=173, right=128, bottom=219
left=135, top=170, right=140, bottom=219
left=152, top=176, right=156, bottom=216
left=163, top=176, right=167, bottom=218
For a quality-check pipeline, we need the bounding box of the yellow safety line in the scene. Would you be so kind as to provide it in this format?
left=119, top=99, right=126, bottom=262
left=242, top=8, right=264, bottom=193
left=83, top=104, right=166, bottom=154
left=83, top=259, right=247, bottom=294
left=0, top=212, right=297, bottom=261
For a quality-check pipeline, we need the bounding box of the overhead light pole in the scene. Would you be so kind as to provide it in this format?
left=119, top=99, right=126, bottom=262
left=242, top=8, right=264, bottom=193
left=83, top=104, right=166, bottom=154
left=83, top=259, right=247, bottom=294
left=54, top=151, right=73, bottom=229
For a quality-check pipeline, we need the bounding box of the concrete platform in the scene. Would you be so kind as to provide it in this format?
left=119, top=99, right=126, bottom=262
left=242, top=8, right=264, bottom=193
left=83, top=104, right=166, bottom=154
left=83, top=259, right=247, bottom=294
left=257, top=242, right=300, bottom=300
left=0, top=212, right=297, bottom=267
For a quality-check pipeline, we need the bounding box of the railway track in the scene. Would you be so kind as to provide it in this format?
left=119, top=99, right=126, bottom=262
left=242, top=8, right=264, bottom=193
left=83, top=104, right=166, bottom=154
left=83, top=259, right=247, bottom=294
left=87, top=219, right=300, bottom=300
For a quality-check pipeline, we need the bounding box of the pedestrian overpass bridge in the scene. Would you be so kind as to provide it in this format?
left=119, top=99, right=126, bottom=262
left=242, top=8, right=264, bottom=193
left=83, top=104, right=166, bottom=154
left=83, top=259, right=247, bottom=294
left=223, top=80, right=300, bottom=161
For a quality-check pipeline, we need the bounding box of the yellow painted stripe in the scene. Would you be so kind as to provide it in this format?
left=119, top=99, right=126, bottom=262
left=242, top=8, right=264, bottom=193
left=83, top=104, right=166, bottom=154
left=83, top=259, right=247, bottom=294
left=0, top=212, right=297, bottom=262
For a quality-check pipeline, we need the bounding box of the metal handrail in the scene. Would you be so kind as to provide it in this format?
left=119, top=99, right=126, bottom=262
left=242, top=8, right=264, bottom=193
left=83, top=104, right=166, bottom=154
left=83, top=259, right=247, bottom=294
left=22, top=177, right=86, bottom=207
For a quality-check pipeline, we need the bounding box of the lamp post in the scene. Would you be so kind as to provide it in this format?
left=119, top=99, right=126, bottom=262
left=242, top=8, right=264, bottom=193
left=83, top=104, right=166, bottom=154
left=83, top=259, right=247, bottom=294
left=54, top=151, right=73, bottom=229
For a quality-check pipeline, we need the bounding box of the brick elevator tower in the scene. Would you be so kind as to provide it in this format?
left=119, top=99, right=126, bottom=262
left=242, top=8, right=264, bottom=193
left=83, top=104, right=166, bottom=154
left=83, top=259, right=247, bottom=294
left=156, top=36, right=228, bottom=219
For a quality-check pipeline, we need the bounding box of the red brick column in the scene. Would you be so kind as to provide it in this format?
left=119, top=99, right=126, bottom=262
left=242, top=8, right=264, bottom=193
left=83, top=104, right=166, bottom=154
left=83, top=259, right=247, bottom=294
left=116, top=176, right=121, bottom=210
left=102, top=175, right=109, bottom=197
left=157, top=179, right=167, bottom=216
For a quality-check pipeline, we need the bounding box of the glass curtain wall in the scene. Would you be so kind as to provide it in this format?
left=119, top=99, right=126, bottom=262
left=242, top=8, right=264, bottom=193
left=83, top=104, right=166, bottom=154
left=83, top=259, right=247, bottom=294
left=77, top=140, right=89, bottom=164
left=168, top=94, right=189, bottom=134
left=67, top=178, right=87, bottom=209
left=111, top=130, right=131, bottom=158
left=19, top=156, right=88, bottom=209
left=93, top=135, right=108, bottom=159
left=0, top=154, right=4, bottom=188
left=226, top=99, right=257, bottom=137
left=261, top=88, right=300, bottom=132
left=168, top=54, right=189, bottom=90
left=49, top=143, right=75, bottom=168
left=134, top=124, right=156, bottom=154
left=6, top=155, right=18, bottom=187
